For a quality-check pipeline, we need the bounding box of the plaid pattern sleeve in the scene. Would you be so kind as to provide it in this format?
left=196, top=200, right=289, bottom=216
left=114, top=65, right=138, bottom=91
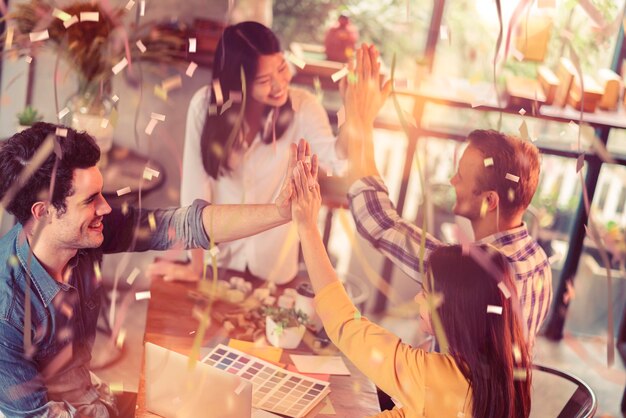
left=479, top=226, right=553, bottom=348
left=348, top=176, right=444, bottom=284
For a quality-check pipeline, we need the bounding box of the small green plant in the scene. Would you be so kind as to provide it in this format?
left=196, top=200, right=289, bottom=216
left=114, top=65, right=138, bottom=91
left=16, top=106, right=43, bottom=126
left=262, top=306, right=308, bottom=328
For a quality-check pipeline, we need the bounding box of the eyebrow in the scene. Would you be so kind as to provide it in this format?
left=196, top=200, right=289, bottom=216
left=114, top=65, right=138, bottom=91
left=82, top=190, right=101, bottom=204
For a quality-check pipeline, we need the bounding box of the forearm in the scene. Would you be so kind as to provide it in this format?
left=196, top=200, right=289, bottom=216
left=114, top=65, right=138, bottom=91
left=202, top=204, right=289, bottom=243
left=345, top=119, right=380, bottom=179
left=297, top=225, right=338, bottom=294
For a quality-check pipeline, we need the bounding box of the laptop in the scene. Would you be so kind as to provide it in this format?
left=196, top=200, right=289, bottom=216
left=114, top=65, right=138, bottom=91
left=144, top=342, right=253, bottom=418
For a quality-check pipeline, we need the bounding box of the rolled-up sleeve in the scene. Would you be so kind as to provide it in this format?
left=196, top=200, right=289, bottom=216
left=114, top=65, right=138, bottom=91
left=101, top=200, right=211, bottom=254
left=348, top=176, right=443, bottom=282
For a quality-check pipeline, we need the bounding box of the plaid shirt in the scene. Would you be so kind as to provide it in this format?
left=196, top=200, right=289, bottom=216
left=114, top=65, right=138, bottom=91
left=348, top=176, right=552, bottom=348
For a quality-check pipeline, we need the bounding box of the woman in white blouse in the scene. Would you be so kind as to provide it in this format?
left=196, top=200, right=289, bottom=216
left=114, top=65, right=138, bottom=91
left=149, top=21, right=346, bottom=284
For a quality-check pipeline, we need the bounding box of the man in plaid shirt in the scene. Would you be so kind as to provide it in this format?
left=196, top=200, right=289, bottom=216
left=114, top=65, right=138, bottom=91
left=344, top=44, right=552, bottom=349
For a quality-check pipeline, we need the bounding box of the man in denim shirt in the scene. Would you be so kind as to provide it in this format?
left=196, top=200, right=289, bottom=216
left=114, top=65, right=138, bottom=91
left=0, top=123, right=316, bottom=417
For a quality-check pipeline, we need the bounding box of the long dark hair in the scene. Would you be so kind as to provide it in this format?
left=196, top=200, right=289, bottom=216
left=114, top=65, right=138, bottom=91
left=427, top=245, right=532, bottom=418
left=200, top=21, right=294, bottom=179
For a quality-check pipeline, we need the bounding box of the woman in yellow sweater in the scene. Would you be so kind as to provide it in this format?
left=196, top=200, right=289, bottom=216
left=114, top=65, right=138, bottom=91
left=290, top=158, right=532, bottom=417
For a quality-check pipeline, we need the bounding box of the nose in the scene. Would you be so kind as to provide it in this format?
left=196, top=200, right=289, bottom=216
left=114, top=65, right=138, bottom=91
left=96, top=195, right=112, bottom=216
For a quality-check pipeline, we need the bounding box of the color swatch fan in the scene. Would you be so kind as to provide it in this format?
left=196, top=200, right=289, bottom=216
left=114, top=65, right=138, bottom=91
left=202, top=344, right=330, bottom=418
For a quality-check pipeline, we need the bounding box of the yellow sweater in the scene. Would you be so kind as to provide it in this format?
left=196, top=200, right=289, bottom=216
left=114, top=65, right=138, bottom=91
left=314, top=282, right=473, bottom=418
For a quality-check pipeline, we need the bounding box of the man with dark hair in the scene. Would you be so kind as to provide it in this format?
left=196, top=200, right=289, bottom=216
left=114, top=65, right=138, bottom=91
left=0, top=122, right=314, bottom=417
left=344, top=45, right=551, bottom=348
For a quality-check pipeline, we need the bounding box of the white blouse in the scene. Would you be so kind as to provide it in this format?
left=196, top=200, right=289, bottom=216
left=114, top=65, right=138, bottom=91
left=181, top=86, right=343, bottom=284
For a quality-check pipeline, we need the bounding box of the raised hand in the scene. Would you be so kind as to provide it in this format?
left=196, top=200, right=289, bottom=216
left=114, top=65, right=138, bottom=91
left=275, top=139, right=317, bottom=219
left=291, top=155, right=321, bottom=231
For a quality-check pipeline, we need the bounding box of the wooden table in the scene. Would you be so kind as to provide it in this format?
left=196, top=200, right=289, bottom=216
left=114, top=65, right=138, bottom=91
left=135, top=270, right=381, bottom=417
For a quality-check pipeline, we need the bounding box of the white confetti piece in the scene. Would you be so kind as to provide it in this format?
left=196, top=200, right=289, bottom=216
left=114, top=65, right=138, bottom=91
left=80, top=12, right=99, bottom=22
left=29, top=30, right=49, bottom=42
left=189, top=38, right=197, bottom=53
left=25, top=56, right=32, bottom=64
left=100, top=119, right=109, bottom=129
left=326, top=169, right=333, bottom=177
left=286, top=52, right=306, bottom=69
left=140, top=0, right=145, bottom=16
left=505, top=173, right=520, bottom=183
left=55, top=128, right=68, bottom=137
left=150, top=112, right=166, bottom=121
left=111, top=58, right=128, bottom=75
left=52, top=8, right=72, bottom=21
left=126, top=267, right=141, bottom=285
left=497, top=281, right=511, bottom=299
left=58, top=107, right=70, bottom=120
left=63, top=15, right=79, bottom=28
left=483, top=157, right=494, bottom=167
left=144, top=118, right=158, bottom=135
left=185, top=61, right=198, bottom=77
left=161, top=75, right=182, bottom=92
left=511, top=48, right=525, bottom=61
left=487, top=305, right=503, bottom=314
left=331, top=67, right=349, bottom=83
left=518, top=108, right=526, bottom=116
left=136, top=40, right=146, bottom=53
left=439, top=25, right=449, bottom=41
left=116, top=186, right=131, bottom=196
left=337, top=106, right=346, bottom=128
left=212, top=79, right=223, bottom=106
left=125, top=0, right=135, bottom=10
left=135, top=291, right=151, bottom=301
left=111, top=94, right=120, bottom=103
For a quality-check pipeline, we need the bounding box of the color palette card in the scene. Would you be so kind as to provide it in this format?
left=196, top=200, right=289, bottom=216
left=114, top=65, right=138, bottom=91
left=202, top=344, right=331, bottom=418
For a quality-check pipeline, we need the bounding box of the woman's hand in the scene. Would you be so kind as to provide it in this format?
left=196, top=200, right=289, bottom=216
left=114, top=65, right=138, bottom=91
left=342, top=43, right=392, bottom=128
left=275, top=139, right=312, bottom=219
left=291, top=155, right=321, bottom=232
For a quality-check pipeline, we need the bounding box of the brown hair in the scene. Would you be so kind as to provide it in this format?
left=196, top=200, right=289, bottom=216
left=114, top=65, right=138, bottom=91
left=467, top=129, right=540, bottom=220
left=429, top=245, right=532, bottom=418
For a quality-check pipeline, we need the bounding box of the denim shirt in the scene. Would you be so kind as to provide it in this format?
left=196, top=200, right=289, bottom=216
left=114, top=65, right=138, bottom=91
left=0, top=200, right=210, bottom=418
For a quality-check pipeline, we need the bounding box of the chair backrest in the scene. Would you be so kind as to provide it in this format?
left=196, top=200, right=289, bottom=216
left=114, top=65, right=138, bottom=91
left=530, top=364, right=597, bottom=418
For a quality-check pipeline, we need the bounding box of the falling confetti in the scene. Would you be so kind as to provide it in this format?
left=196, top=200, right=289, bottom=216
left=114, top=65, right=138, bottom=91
left=186, top=62, right=198, bottom=77
left=126, top=267, right=140, bottom=285
left=331, top=67, right=349, bottom=83
left=212, top=79, right=224, bottom=106
left=125, top=0, right=135, bottom=10
left=25, top=56, right=32, bottom=64
left=285, top=52, right=306, bottom=70
left=139, top=0, right=145, bottom=16
left=29, top=30, right=49, bottom=42
left=135, top=291, right=151, bottom=301
left=63, top=15, right=79, bottom=28
left=79, top=12, right=99, bottom=22
left=57, top=107, right=70, bottom=120
left=116, top=329, right=126, bottom=348
left=487, top=305, right=503, bottom=314
left=483, top=157, right=494, bottom=167
left=111, top=94, right=120, bottom=103
left=136, top=40, right=147, bottom=53
left=148, top=212, right=156, bottom=231
left=507, top=188, right=515, bottom=202
left=100, top=119, right=109, bottom=129
left=161, top=75, right=182, bottom=93
left=116, top=186, right=131, bottom=196
left=150, top=112, right=166, bottom=122
left=480, top=198, right=488, bottom=218
left=144, top=118, right=158, bottom=135
left=52, top=8, right=72, bottom=21
left=111, top=58, right=128, bottom=75
left=188, top=38, right=197, bottom=53
left=505, top=173, right=520, bottom=183
left=497, top=281, right=511, bottom=298
left=518, top=108, right=526, bottom=116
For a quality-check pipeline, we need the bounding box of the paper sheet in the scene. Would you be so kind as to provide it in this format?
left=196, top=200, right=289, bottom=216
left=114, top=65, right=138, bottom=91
left=290, top=354, right=350, bottom=375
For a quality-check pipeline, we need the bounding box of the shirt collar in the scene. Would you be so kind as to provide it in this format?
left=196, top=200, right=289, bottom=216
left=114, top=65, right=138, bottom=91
left=476, top=222, right=529, bottom=247
left=14, top=224, right=66, bottom=308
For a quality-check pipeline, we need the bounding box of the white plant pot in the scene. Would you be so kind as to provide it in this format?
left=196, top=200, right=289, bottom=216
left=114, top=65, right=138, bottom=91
left=265, top=316, right=305, bottom=349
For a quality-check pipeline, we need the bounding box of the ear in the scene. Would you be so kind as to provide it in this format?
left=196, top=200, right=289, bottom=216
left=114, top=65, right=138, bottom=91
left=31, top=201, right=49, bottom=221
left=486, top=191, right=499, bottom=212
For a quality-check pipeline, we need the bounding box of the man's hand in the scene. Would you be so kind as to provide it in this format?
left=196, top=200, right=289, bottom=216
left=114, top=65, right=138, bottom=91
left=275, top=139, right=316, bottom=219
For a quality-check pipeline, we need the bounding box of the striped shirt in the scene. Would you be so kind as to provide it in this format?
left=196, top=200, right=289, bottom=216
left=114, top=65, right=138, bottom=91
left=348, top=176, right=552, bottom=348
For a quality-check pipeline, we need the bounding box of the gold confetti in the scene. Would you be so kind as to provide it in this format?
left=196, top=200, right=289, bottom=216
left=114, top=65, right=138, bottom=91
left=4, top=26, right=14, bottom=50
left=116, top=329, right=126, bottom=348
left=121, top=201, right=129, bottom=215
left=109, top=382, right=124, bottom=393
left=512, top=344, right=522, bottom=363
left=507, top=188, right=515, bottom=202
left=212, top=79, right=223, bottom=105
left=93, top=262, right=102, bottom=283
left=480, top=198, right=488, bottom=218
left=513, top=368, right=528, bottom=380
left=154, top=85, right=168, bottom=101
left=148, top=212, right=156, bottom=231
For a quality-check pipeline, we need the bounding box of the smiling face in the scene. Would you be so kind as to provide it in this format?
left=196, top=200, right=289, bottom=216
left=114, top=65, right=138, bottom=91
left=46, top=166, right=112, bottom=250
left=250, top=53, right=292, bottom=107
left=449, top=145, right=489, bottom=221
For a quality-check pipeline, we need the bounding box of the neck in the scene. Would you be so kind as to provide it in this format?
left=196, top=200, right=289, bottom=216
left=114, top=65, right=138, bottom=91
left=471, top=213, right=523, bottom=241
left=23, top=222, right=75, bottom=282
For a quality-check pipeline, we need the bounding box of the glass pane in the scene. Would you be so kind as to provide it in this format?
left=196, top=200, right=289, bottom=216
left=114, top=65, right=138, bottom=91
left=565, top=163, right=626, bottom=337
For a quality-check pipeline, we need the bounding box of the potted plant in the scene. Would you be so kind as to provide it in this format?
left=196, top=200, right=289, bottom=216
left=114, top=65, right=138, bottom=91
left=16, top=106, right=43, bottom=132
left=263, top=306, right=308, bottom=349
